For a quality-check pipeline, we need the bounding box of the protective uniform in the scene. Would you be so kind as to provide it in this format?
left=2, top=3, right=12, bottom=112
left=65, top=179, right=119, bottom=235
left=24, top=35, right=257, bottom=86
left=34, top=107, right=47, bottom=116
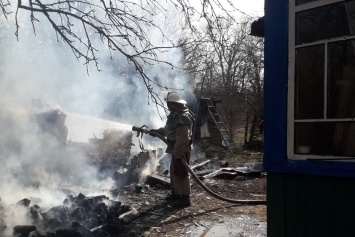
left=152, top=92, right=194, bottom=204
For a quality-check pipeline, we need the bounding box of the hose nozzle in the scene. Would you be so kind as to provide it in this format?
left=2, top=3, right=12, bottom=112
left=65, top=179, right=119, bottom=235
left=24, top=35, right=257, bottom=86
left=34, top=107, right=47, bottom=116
left=132, top=125, right=149, bottom=134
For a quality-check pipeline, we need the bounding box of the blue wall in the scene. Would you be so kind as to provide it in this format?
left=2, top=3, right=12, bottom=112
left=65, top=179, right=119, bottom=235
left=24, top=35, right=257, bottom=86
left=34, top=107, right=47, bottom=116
left=263, top=0, right=355, bottom=178
left=264, top=4, right=355, bottom=236
left=264, top=0, right=289, bottom=171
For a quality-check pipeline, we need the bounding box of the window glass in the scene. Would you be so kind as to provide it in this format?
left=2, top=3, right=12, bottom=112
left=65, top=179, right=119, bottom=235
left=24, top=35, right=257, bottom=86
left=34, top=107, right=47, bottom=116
left=296, top=1, right=355, bottom=45
left=295, top=122, right=355, bottom=156
left=327, top=40, right=355, bottom=118
left=291, top=0, right=355, bottom=159
left=295, top=45, right=324, bottom=119
left=296, top=0, right=319, bottom=6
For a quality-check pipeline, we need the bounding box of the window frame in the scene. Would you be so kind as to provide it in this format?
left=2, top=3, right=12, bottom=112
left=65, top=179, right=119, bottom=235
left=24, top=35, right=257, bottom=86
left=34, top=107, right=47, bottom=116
left=287, top=0, right=355, bottom=161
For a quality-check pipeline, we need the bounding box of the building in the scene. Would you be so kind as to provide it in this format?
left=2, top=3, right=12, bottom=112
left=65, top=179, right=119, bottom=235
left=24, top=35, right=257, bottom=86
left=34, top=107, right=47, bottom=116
left=263, top=0, right=355, bottom=236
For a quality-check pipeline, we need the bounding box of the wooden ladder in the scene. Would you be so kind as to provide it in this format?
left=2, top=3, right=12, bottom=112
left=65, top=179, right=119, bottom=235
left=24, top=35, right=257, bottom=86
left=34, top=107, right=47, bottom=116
left=203, top=98, right=238, bottom=153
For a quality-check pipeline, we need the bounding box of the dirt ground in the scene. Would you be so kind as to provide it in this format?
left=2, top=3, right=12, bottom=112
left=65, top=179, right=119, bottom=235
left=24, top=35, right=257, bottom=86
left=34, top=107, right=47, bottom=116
left=115, top=151, right=267, bottom=237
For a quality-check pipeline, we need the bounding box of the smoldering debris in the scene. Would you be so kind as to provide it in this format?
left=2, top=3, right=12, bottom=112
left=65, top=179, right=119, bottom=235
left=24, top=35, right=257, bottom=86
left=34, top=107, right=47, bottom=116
left=3, top=193, right=139, bottom=237
left=0, top=106, right=266, bottom=237
left=13, top=225, right=36, bottom=237
left=34, top=109, right=68, bottom=148
left=84, top=129, right=134, bottom=180
left=0, top=105, right=175, bottom=237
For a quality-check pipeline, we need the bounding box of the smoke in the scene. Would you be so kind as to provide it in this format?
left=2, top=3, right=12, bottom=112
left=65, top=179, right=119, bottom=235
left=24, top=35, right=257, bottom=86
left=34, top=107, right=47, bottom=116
left=0, top=107, right=104, bottom=196
left=0, top=1, right=196, bottom=234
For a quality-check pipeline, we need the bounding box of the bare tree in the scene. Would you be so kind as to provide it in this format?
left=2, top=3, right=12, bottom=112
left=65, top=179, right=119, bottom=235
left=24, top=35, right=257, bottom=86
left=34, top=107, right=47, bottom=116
left=0, top=0, right=243, bottom=110
left=181, top=17, right=264, bottom=145
left=243, top=34, right=264, bottom=146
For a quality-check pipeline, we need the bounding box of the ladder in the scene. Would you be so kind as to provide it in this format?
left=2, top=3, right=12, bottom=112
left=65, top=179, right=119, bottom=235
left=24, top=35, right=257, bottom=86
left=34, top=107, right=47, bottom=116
left=203, top=98, right=238, bottom=153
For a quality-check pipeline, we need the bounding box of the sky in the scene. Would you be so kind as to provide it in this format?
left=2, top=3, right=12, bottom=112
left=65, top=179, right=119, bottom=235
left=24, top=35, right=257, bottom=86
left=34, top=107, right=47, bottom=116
left=199, top=0, right=264, bottom=19
left=234, top=0, right=265, bottom=18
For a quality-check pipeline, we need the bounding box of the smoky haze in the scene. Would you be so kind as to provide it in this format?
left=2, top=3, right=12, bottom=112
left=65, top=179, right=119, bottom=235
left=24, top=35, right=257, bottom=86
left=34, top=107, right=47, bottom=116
left=0, top=1, right=195, bottom=235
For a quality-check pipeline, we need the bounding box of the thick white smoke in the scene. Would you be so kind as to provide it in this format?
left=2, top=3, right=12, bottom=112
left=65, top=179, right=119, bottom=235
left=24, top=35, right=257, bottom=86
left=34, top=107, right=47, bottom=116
left=0, top=1, right=195, bottom=234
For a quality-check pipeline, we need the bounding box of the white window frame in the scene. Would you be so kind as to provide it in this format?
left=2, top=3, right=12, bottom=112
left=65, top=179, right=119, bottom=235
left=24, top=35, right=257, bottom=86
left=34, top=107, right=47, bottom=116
left=287, top=0, right=355, bottom=160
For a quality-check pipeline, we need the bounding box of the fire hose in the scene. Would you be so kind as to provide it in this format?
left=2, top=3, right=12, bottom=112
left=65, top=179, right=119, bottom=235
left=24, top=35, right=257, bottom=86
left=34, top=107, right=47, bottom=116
left=132, top=126, right=266, bottom=205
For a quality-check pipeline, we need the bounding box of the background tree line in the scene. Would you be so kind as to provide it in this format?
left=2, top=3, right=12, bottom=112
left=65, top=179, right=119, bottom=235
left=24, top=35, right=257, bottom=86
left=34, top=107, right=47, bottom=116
left=180, top=17, right=264, bottom=148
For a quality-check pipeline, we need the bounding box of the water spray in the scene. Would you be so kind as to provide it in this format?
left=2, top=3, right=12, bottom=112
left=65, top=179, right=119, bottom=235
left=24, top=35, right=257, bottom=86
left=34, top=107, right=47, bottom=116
left=132, top=126, right=266, bottom=205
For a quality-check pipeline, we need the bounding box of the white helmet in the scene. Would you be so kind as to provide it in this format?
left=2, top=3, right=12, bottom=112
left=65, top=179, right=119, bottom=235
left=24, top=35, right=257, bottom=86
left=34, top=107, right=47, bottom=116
left=166, top=91, right=187, bottom=104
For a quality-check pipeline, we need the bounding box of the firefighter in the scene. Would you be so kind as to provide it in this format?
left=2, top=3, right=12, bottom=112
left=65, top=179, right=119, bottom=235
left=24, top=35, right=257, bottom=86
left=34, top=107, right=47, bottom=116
left=150, top=91, right=194, bottom=207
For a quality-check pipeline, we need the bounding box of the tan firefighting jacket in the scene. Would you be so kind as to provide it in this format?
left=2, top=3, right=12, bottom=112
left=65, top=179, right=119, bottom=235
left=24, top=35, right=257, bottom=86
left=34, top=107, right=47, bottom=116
left=155, top=111, right=193, bottom=157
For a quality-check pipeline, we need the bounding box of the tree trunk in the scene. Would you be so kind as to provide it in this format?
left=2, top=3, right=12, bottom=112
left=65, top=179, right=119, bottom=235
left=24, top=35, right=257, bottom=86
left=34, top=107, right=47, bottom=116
left=248, top=113, right=257, bottom=144
left=244, top=113, right=249, bottom=147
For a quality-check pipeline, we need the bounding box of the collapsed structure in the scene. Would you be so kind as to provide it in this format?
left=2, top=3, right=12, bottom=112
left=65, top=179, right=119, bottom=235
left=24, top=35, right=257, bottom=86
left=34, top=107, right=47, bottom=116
left=0, top=101, right=258, bottom=236
left=0, top=106, right=171, bottom=237
left=34, top=109, right=68, bottom=148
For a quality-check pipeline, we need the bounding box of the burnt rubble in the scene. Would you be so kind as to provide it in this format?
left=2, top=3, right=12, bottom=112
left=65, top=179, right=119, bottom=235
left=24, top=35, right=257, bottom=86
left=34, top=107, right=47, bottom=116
left=34, top=109, right=68, bottom=148
left=83, top=129, right=134, bottom=180
left=6, top=193, right=140, bottom=237
left=0, top=109, right=143, bottom=237
left=0, top=114, right=151, bottom=237
left=0, top=108, right=266, bottom=237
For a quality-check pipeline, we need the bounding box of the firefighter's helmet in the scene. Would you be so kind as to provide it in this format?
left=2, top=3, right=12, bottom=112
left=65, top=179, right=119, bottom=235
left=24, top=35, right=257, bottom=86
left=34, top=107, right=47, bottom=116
left=166, top=91, right=187, bottom=104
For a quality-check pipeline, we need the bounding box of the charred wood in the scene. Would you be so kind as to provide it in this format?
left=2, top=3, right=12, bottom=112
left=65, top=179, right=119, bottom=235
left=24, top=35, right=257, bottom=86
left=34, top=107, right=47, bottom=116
left=191, top=159, right=211, bottom=170
left=55, top=228, right=83, bottom=237
left=17, top=198, right=31, bottom=207
left=30, top=206, right=43, bottom=222
left=146, top=174, right=170, bottom=187
left=34, top=109, right=68, bottom=148
left=71, top=221, right=93, bottom=236
left=13, top=225, right=36, bottom=237
left=28, top=229, right=47, bottom=237
left=107, top=200, right=121, bottom=213
left=119, top=209, right=141, bottom=224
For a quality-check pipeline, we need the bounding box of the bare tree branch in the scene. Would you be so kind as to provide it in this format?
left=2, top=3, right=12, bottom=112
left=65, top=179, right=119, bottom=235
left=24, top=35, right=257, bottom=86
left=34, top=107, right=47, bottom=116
left=0, top=0, right=11, bottom=19
left=2, top=0, right=240, bottom=110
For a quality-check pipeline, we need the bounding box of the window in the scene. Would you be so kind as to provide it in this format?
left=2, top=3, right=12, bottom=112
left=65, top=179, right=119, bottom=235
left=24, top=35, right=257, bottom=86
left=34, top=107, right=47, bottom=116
left=288, top=0, right=355, bottom=160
